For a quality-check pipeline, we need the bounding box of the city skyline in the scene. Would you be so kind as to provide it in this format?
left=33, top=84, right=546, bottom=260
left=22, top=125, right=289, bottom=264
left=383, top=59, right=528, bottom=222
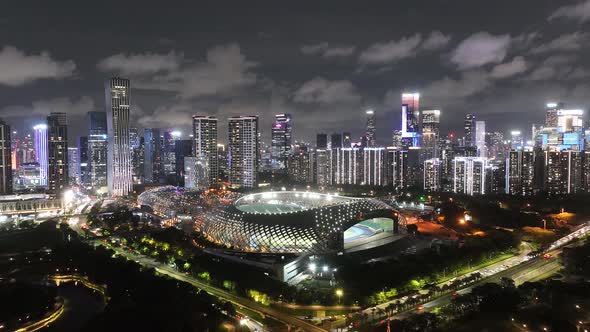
left=1, top=2, right=590, bottom=145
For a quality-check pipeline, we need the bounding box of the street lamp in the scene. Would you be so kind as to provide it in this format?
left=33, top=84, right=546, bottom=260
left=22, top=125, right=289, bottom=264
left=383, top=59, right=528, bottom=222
left=309, top=263, right=316, bottom=273
left=336, top=289, right=343, bottom=304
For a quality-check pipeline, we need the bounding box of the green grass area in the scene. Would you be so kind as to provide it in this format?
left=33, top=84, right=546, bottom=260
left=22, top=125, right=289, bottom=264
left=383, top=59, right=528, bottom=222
left=237, top=203, right=303, bottom=214
left=357, top=218, right=394, bottom=232
left=0, top=224, right=62, bottom=252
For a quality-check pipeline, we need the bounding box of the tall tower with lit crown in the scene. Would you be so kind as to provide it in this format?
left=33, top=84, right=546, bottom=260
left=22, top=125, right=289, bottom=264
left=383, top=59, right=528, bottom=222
left=401, top=93, right=420, bottom=147
left=105, top=77, right=132, bottom=197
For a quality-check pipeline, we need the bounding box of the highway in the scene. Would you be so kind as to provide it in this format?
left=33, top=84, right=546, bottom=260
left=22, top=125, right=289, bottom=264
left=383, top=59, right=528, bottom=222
left=96, top=241, right=327, bottom=332
left=378, top=223, right=590, bottom=324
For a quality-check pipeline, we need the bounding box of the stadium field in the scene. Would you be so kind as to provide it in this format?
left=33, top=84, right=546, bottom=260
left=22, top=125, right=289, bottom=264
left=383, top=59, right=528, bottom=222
left=237, top=203, right=304, bottom=214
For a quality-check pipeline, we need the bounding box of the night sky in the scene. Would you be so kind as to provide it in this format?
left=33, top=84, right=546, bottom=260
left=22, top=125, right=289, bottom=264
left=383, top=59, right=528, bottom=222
left=1, top=1, right=589, bottom=145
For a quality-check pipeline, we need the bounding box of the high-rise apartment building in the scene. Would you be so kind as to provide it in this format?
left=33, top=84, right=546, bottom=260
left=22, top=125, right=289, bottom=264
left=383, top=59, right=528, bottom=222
left=365, top=110, right=376, bottom=147
left=544, top=150, right=582, bottom=195
left=424, top=158, right=442, bottom=192
left=271, top=113, right=292, bottom=170
left=228, top=116, right=258, bottom=188
left=47, top=112, right=69, bottom=194
left=287, top=149, right=312, bottom=184
left=105, top=77, right=132, bottom=197
left=192, top=116, right=218, bottom=187
left=0, top=119, right=12, bottom=194
left=453, top=157, right=486, bottom=195
left=506, top=150, right=535, bottom=196
left=330, top=147, right=362, bottom=185
left=88, top=112, right=108, bottom=190
left=363, top=147, right=385, bottom=186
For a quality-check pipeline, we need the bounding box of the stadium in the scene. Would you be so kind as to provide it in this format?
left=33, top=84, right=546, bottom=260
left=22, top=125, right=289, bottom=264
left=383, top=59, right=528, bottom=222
left=138, top=187, right=406, bottom=255
left=198, top=191, right=405, bottom=254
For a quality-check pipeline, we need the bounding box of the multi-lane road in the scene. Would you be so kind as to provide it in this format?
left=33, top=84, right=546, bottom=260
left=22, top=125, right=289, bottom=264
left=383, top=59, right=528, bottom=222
left=96, top=241, right=328, bottom=332
left=378, top=222, right=590, bottom=324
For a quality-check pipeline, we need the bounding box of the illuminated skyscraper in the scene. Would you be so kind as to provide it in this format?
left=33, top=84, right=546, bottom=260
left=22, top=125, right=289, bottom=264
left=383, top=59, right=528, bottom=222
left=78, top=136, right=89, bottom=186
left=174, top=139, right=193, bottom=186
left=105, top=77, right=132, bottom=197
left=228, top=116, right=258, bottom=188
left=510, top=130, right=524, bottom=150
left=87, top=111, right=107, bottom=190
left=365, top=109, right=376, bottom=147
left=342, top=132, right=352, bottom=148
left=192, top=115, right=218, bottom=187
left=0, top=119, right=12, bottom=194
left=47, top=112, right=69, bottom=194
left=391, top=130, right=403, bottom=149
left=545, top=102, right=563, bottom=127
left=557, top=109, right=584, bottom=133
left=475, top=120, right=486, bottom=157
left=421, top=109, right=440, bottom=159
left=163, top=130, right=181, bottom=176
left=143, top=128, right=162, bottom=183
left=271, top=113, right=292, bottom=170
left=68, top=147, right=79, bottom=185
left=33, top=124, right=48, bottom=187
left=464, top=114, right=476, bottom=147
left=401, top=93, right=420, bottom=147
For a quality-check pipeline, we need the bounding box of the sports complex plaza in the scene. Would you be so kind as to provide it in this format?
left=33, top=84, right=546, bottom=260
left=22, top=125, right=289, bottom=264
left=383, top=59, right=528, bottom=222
left=138, top=187, right=407, bottom=281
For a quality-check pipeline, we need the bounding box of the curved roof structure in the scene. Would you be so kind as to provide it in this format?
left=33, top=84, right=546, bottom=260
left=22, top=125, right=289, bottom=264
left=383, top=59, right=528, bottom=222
left=200, top=191, right=404, bottom=254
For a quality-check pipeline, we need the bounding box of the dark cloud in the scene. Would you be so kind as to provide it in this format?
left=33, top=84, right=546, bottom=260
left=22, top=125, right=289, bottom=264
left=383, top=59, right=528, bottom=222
left=0, top=46, right=76, bottom=86
left=293, top=77, right=361, bottom=104
left=450, top=32, right=511, bottom=69
left=530, top=32, right=589, bottom=54
left=549, top=0, right=590, bottom=22
left=1, top=1, right=590, bottom=145
left=1, top=96, right=94, bottom=117
left=97, top=51, right=182, bottom=75
left=301, top=43, right=356, bottom=57
left=490, top=56, right=528, bottom=79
